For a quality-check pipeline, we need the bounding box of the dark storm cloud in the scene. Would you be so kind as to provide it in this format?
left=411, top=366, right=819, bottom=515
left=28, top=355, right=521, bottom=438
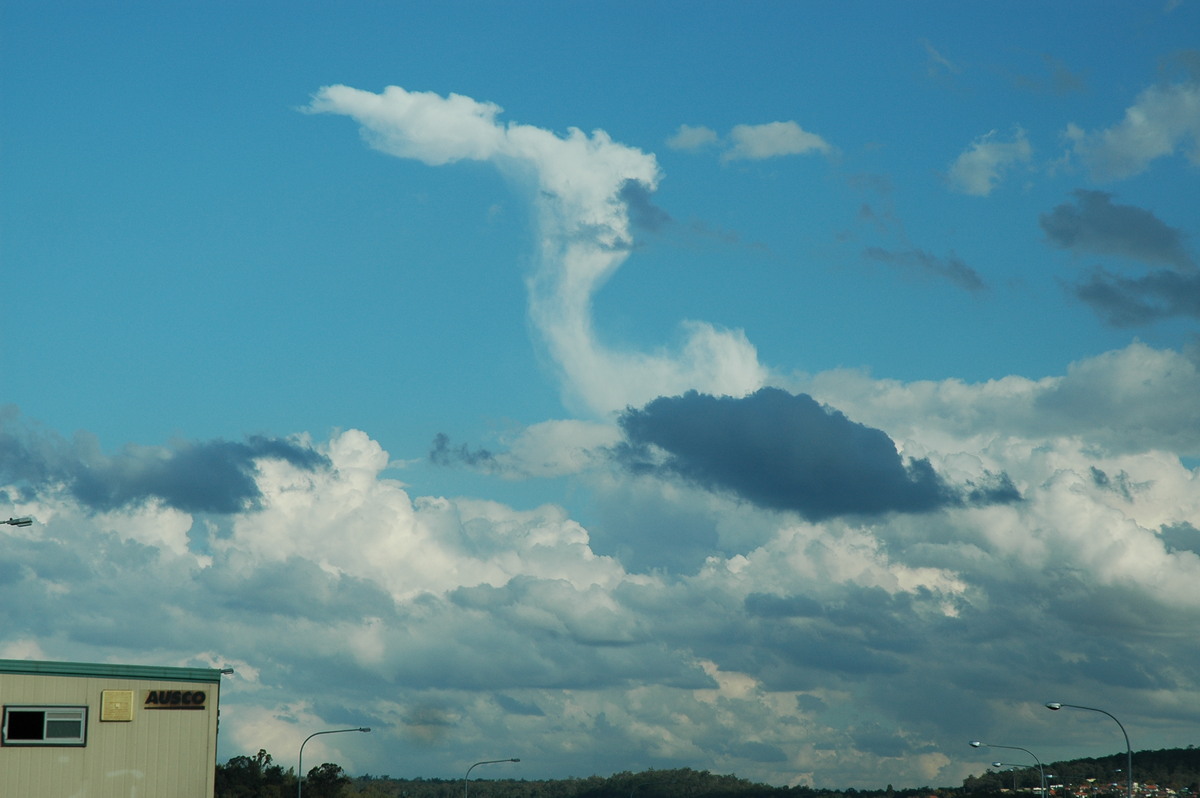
left=1073, top=267, right=1200, bottom=325
left=0, top=411, right=327, bottom=513
left=1040, top=190, right=1194, bottom=269
left=864, top=246, right=986, bottom=292
left=615, top=388, right=1017, bottom=520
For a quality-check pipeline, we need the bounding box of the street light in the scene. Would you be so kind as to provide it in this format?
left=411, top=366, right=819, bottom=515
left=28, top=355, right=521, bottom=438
left=1045, top=703, right=1132, bottom=798
left=971, top=741, right=1047, bottom=797
left=297, top=727, right=371, bottom=798
left=464, top=758, right=520, bottom=798
left=3, top=517, right=32, bottom=527
left=993, top=763, right=1023, bottom=791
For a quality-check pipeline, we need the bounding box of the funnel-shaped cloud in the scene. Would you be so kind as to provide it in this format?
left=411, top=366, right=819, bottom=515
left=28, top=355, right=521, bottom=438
left=306, top=85, right=767, bottom=416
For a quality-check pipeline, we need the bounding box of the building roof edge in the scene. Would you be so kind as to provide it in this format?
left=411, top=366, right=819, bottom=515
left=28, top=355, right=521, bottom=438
left=0, top=658, right=225, bottom=684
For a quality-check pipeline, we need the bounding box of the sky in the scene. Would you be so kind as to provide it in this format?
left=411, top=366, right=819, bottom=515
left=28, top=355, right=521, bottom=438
left=2, top=0, right=1200, bottom=789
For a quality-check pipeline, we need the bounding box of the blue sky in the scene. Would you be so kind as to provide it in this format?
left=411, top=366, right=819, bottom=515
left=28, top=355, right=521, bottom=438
left=3, top=0, right=1200, bottom=789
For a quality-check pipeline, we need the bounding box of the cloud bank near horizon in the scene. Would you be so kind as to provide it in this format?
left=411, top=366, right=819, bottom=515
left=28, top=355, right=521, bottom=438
left=4, top=340, right=1199, bottom=784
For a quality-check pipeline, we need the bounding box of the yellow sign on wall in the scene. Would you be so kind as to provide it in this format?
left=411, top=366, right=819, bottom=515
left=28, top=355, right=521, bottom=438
left=101, top=690, right=135, bottom=722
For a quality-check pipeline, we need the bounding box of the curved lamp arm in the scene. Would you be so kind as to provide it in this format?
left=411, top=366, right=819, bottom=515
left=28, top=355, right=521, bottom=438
left=464, top=758, right=521, bottom=798
left=298, top=727, right=371, bottom=798
left=1046, top=703, right=1132, bottom=798
left=970, top=741, right=1046, bottom=796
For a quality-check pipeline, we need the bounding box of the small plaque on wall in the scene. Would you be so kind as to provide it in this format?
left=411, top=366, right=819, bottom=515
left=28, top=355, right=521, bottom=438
left=101, top=690, right=135, bottom=722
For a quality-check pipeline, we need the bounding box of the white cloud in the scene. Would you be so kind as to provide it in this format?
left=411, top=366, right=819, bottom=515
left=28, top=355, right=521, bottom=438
left=666, top=124, right=720, bottom=151
left=723, top=121, right=833, bottom=162
left=495, top=419, right=621, bottom=478
left=667, top=120, right=834, bottom=164
left=309, top=86, right=766, bottom=416
left=1068, top=80, right=1200, bottom=180
left=947, top=128, right=1032, bottom=196
left=5, top=396, right=1200, bottom=784
left=796, top=341, right=1200, bottom=457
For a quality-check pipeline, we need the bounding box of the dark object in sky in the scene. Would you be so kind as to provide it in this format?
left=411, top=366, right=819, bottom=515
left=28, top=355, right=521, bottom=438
left=617, top=388, right=1015, bottom=520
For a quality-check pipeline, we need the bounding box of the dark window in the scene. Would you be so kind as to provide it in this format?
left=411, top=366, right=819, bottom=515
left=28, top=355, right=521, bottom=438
left=2, top=706, right=87, bottom=746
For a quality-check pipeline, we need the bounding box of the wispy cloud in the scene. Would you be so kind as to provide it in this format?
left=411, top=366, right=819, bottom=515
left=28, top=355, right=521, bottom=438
left=1009, top=53, right=1086, bottom=97
left=1040, top=189, right=1194, bottom=269
left=667, top=121, right=834, bottom=163
left=666, top=124, right=720, bottom=152
left=1073, top=268, right=1200, bottom=325
left=1040, top=190, right=1198, bottom=324
left=863, top=246, right=987, bottom=292
left=921, top=38, right=962, bottom=77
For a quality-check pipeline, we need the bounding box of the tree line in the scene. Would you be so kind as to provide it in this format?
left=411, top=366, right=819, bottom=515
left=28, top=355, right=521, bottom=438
left=216, top=745, right=1200, bottom=798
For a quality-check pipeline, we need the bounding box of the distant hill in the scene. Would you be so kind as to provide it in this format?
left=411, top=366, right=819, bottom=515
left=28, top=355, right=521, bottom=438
left=216, top=746, right=1200, bottom=798
left=348, top=748, right=1200, bottom=798
left=961, top=746, right=1200, bottom=797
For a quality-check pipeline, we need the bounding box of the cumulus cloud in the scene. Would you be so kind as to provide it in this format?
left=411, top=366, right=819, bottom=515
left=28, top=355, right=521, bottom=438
left=798, top=341, right=1200, bottom=458
left=4, top=400, right=1200, bottom=787
left=614, top=388, right=1017, bottom=520
left=863, top=246, right=986, bottom=292
left=947, top=128, right=1032, bottom=196
left=723, top=121, right=833, bottom=162
left=1066, top=78, right=1200, bottom=180
left=308, top=85, right=767, bottom=416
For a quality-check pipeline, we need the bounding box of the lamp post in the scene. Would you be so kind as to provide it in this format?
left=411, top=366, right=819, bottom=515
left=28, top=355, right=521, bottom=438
left=3, top=517, right=32, bottom=527
left=971, top=741, right=1047, bottom=797
left=464, top=758, right=520, bottom=798
left=1045, top=703, right=1132, bottom=798
left=993, top=763, right=1022, bottom=792
left=297, top=727, right=370, bottom=798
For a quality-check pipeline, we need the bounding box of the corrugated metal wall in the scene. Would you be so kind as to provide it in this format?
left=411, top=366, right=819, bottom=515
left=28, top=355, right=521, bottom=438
left=0, top=672, right=219, bottom=798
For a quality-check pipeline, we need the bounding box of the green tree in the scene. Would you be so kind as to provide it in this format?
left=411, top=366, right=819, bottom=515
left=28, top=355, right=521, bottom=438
left=216, top=748, right=294, bottom=798
left=306, top=762, right=352, bottom=798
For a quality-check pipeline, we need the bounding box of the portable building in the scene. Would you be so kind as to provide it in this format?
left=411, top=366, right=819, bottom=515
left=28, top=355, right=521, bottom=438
left=0, top=658, right=223, bottom=797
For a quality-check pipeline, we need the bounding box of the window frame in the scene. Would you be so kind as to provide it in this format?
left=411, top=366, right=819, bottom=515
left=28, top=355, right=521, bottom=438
left=2, top=705, right=89, bottom=747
